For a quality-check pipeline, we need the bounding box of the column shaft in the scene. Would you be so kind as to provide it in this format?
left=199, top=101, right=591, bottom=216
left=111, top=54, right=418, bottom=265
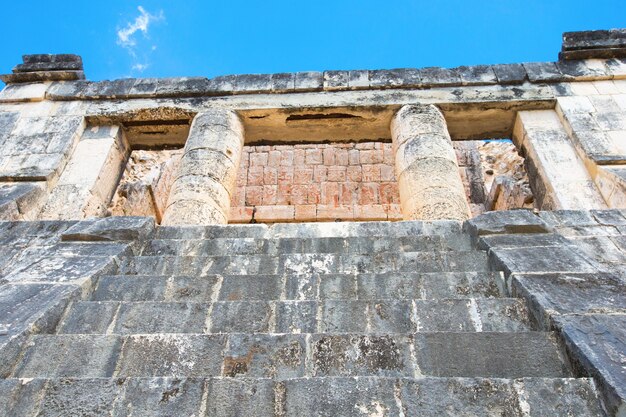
left=162, top=109, right=244, bottom=225
left=391, top=104, right=470, bottom=221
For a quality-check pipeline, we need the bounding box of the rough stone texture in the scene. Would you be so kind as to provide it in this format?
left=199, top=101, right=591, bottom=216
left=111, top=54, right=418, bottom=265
left=61, top=216, right=155, bottom=242
left=3, top=32, right=626, bottom=415
left=108, top=149, right=182, bottom=219
left=230, top=142, right=402, bottom=223
left=162, top=109, right=245, bottom=225
left=514, top=110, right=607, bottom=210
left=391, top=104, right=471, bottom=221
left=561, top=29, right=626, bottom=60
left=465, top=210, right=550, bottom=236
left=40, top=125, right=129, bottom=219
left=554, top=314, right=626, bottom=417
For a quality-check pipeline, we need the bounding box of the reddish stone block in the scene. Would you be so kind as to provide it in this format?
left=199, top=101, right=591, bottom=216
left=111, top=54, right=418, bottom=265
left=335, top=148, right=349, bottom=165
left=383, top=144, right=395, bottom=164
left=268, top=150, right=281, bottom=166
left=358, top=183, right=380, bottom=205
left=263, top=167, right=278, bottom=185
left=277, top=183, right=291, bottom=204
left=323, top=147, right=336, bottom=165
left=277, top=166, right=294, bottom=182
left=384, top=203, right=403, bottom=220
left=262, top=185, right=278, bottom=205
left=379, top=182, right=400, bottom=204
left=346, top=166, right=362, bottom=182
left=291, top=184, right=309, bottom=204
left=247, top=166, right=264, bottom=186
left=314, top=165, right=328, bottom=182
left=354, top=204, right=388, bottom=221
left=295, top=204, right=317, bottom=221
left=305, top=148, right=323, bottom=165
left=321, top=182, right=340, bottom=205
left=231, top=187, right=246, bottom=207
left=229, top=206, right=254, bottom=223
left=280, top=150, right=294, bottom=166
left=255, top=205, right=294, bottom=222
left=294, top=149, right=306, bottom=166
left=245, top=186, right=264, bottom=206
left=250, top=152, right=269, bottom=166
left=307, top=183, right=321, bottom=204
left=256, top=145, right=271, bottom=152
left=355, top=142, right=375, bottom=150
left=348, top=149, right=360, bottom=165
left=294, top=168, right=314, bottom=184
left=327, top=166, right=346, bottom=182
left=362, top=164, right=381, bottom=182
left=360, top=149, right=383, bottom=164
left=317, top=205, right=354, bottom=220
left=380, top=164, right=395, bottom=181
left=339, top=183, right=357, bottom=205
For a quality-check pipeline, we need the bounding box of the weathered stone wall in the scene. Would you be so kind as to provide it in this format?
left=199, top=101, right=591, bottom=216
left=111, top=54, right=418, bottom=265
left=230, top=142, right=402, bottom=223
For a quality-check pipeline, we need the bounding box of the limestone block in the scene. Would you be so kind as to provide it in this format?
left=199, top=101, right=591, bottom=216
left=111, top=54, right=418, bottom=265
left=369, top=68, right=421, bottom=88
left=0, top=182, right=45, bottom=220
left=294, top=71, right=323, bottom=91
left=61, top=216, right=155, bottom=242
left=270, top=72, right=295, bottom=93
left=39, top=125, right=127, bottom=219
left=348, top=70, right=370, bottom=89
left=457, top=65, right=498, bottom=86
left=163, top=109, right=244, bottom=225
left=0, top=83, right=48, bottom=103
left=515, top=110, right=607, bottom=210
left=323, top=70, right=348, bottom=91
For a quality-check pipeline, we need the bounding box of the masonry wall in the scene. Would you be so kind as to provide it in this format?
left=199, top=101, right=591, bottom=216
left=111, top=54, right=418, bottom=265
left=229, top=142, right=402, bottom=223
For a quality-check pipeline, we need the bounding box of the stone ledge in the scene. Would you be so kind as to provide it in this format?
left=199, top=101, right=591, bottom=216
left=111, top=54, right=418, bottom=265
left=464, top=210, right=551, bottom=237
left=38, top=58, right=625, bottom=102
left=61, top=217, right=155, bottom=242
left=561, top=29, right=626, bottom=60
left=0, top=71, right=85, bottom=84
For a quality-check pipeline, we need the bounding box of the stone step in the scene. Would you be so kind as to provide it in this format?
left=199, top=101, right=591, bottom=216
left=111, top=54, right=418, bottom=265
left=154, top=220, right=463, bottom=240
left=118, top=251, right=490, bottom=276
left=92, top=271, right=505, bottom=302
left=11, top=332, right=569, bottom=379
left=56, top=298, right=531, bottom=335
left=140, top=235, right=473, bottom=256
left=0, top=376, right=605, bottom=416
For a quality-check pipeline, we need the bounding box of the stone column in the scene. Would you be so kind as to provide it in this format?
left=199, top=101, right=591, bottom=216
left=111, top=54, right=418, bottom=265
left=162, top=109, right=244, bottom=225
left=391, top=104, right=470, bottom=221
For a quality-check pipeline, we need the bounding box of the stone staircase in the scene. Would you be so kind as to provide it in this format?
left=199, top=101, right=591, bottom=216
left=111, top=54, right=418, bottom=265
left=1, top=221, right=605, bottom=416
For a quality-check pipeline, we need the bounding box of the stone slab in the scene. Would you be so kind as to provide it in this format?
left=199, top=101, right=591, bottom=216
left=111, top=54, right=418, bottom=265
left=61, top=216, right=155, bottom=242
left=511, top=272, right=626, bottom=328
left=12, top=334, right=122, bottom=378
left=414, top=332, right=569, bottom=378
left=553, top=314, right=626, bottom=417
left=464, top=210, right=551, bottom=237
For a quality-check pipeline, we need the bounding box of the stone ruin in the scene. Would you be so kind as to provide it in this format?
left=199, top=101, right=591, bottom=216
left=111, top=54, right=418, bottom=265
left=0, top=29, right=625, bottom=416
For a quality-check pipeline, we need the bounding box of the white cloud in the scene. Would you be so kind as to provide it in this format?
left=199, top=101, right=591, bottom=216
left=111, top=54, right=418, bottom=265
left=117, top=6, right=164, bottom=73
left=132, top=63, right=149, bottom=72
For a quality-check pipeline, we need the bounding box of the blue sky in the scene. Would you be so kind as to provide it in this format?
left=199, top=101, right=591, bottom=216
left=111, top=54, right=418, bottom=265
left=1, top=0, right=624, bottom=84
